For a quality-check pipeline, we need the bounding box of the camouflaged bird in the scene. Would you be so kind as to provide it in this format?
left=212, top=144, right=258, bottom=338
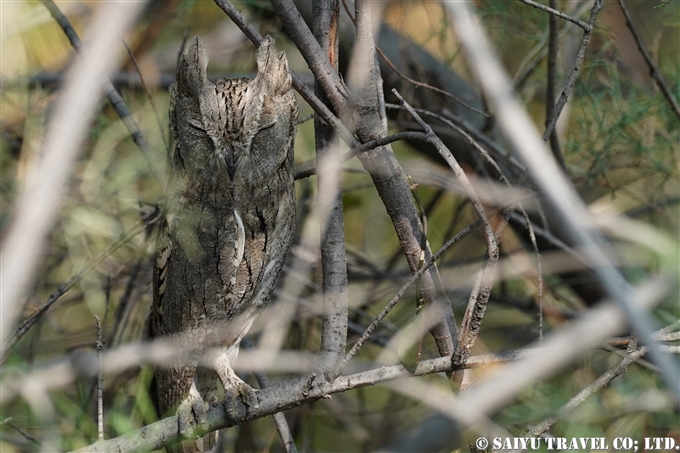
left=147, top=35, right=297, bottom=452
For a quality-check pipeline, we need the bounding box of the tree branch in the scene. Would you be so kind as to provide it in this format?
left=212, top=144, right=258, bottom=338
left=0, top=0, right=145, bottom=349
left=517, top=0, right=591, bottom=32
left=542, top=0, right=603, bottom=142
left=313, top=0, right=349, bottom=377
left=213, top=0, right=356, bottom=146
left=617, top=0, right=680, bottom=123
left=41, top=0, right=163, bottom=183
left=528, top=346, right=648, bottom=436
left=69, top=350, right=536, bottom=453
left=446, top=0, right=680, bottom=400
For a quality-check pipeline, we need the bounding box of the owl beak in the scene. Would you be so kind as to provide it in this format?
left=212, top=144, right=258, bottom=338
left=225, top=153, right=237, bottom=180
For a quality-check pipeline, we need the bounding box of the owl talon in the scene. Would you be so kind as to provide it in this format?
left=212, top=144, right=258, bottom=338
left=224, top=380, right=259, bottom=421
left=177, top=394, right=209, bottom=439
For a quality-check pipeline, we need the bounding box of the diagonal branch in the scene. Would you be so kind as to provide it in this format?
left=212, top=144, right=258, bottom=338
left=528, top=346, right=648, bottom=436
left=0, top=0, right=145, bottom=349
left=0, top=210, right=160, bottom=363
left=518, top=0, right=591, bottom=32
left=391, top=89, right=502, bottom=367
left=41, top=0, right=163, bottom=183
left=446, top=0, right=680, bottom=400
left=213, top=0, right=356, bottom=146
left=68, top=350, right=536, bottom=453
left=542, top=0, right=603, bottom=142
left=617, top=0, right=680, bottom=123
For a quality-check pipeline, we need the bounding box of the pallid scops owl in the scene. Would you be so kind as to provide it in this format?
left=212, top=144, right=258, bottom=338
left=147, top=35, right=297, bottom=452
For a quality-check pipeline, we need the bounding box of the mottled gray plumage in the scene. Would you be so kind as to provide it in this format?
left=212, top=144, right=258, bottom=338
left=147, top=35, right=297, bottom=452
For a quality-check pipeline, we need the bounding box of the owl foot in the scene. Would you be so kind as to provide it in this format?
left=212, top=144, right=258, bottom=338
left=177, top=391, right=209, bottom=439
left=223, top=378, right=259, bottom=421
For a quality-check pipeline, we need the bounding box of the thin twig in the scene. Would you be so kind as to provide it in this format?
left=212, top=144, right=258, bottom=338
left=513, top=1, right=593, bottom=90
left=336, top=217, right=482, bottom=375
left=122, top=40, right=169, bottom=152
left=3, top=419, right=41, bottom=446
left=617, top=0, right=680, bottom=123
left=1, top=210, right=160, bottom=362
left=528, top=347, right=647, bottom=436
left=213, top=0, right=357, bottom=147
left=518, top=0, right=591, bottom=32
left=95, top=315, right=104, bottom=441
left=294, top=130, right=433, bottom=179
left=543, top=0, right=603, bottom=142
left=392, top=90, right=498, bottom=258
left=339, top=0, right=488, bottom=118
left=546, top=0, right=566, bottom=170
left=378, top=45, right=489, bottom=117
left=242, top=338, right=298, bottom=453
left=385, top=103, right=527, bottom=173
left=41, top=0, right=163, bottom=183
left=446, top=0, right=680, bottom=399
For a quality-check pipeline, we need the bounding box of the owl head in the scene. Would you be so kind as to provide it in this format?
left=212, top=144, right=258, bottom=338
left=170, top=35, right=297, bottom=184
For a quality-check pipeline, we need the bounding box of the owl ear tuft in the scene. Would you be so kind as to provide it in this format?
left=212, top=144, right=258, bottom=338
left=254, top=35, right=292, bottom=96
left=176, top=35, right=210, bottom=98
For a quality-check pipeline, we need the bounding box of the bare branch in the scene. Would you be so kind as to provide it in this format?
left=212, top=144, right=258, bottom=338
left=542, top=0, right=604, bottom=142
left=68, top=349, right=537, bottom=453
left=294, top=131, right=431, bottom=179
left=617, top=0, right=680, bottom=123
left=269, top=0, right=350, bottom=120
left=313, top=0, right=349, bottom=376
left=1, top=210, right=160, bottom=362
left=213, top=0, right=356, bottom=146
left=41, top=0, right=163, bottom=183
left=122, top=39, right=169, bottom=152
left=528, top=346, right=648, bottom=437
left=391, top=89, right=502, bottom=368
left=517, top=0, right=591, bottom=32
left=0, top=0, right=145, bottom=349
left=446, top=0, right=680, bottom=399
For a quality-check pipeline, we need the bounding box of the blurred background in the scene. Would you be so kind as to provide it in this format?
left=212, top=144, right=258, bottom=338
left=1, top=0, right=678, bottom=451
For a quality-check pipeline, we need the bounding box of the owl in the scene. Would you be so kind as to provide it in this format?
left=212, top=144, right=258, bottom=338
left=147, top=35, right=297, bottom=452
